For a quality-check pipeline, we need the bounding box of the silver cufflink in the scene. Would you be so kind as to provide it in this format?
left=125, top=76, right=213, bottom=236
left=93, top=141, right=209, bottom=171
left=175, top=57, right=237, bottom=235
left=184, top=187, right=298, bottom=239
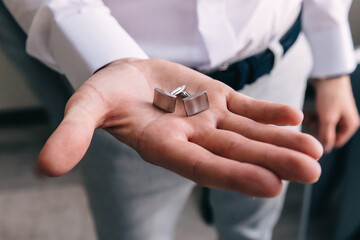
left=181, top=90, right=210, bottom=116
left=152, top=85, right=210, bottom=116
left=153, top=85, right=186, bottom=113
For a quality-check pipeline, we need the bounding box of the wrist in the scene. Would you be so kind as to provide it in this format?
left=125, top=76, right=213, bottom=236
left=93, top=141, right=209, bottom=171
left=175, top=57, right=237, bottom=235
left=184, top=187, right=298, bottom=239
left=94, top=58, right=144, bottom=74
left=311, top=75, right=350, bottom=90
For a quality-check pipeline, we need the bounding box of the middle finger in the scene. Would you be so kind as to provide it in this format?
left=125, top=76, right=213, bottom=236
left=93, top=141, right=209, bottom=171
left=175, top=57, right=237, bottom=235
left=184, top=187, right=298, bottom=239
left=190, top=128, right=321, bottom=183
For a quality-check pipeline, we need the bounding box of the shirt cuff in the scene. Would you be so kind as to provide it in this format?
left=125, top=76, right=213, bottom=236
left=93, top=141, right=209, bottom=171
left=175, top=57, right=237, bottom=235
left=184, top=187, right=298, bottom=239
left=26, top=1, right=148, bottom=89
left=355, top=48, right=360, bottom=64
left=306, top=25, right=356, bottom=78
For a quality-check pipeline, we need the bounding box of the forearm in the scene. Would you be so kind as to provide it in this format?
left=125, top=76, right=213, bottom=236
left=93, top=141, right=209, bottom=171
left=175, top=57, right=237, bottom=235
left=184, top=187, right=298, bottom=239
left=3, top=0, right=148, bottom=89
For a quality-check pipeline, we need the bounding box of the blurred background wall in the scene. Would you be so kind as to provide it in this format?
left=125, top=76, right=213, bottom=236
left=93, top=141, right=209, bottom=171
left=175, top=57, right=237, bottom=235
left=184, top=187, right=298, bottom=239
left=350, top=0, right=360, bottom=48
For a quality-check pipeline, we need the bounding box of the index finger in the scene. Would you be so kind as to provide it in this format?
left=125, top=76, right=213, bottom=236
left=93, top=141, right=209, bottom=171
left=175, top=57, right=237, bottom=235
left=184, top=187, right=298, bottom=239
left=227, top=91, right=304, bottom=126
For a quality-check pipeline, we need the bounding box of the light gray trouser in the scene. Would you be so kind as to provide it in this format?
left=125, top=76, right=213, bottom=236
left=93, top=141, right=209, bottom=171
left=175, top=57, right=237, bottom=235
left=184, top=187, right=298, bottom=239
left=82, top=33, right=313, bottom=240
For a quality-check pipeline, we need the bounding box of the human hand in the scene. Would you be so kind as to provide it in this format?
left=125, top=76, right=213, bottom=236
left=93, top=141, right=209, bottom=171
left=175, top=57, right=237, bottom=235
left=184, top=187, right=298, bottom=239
left=37, top=58, right=323, bottom=197
left=310, top=75, right=360, bottom=153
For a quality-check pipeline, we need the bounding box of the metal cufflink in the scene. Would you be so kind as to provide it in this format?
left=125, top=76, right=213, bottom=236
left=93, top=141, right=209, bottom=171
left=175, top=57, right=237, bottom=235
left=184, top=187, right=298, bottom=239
left=181, top=90, right=210, bottom=116
left=152, top=85, right=210, bottom=116
left=153, top=85, right=186, bottom=113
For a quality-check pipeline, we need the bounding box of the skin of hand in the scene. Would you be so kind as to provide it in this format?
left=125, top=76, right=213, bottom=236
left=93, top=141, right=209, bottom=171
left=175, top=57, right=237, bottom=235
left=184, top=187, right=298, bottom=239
left=311, top=75, right=360, bottom=153
left=37, top=58, right=323, bottom=197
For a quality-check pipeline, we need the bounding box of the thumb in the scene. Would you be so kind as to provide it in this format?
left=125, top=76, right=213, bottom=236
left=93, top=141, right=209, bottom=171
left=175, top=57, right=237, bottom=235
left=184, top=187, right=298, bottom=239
left=38, top=85, right=106, bottom=177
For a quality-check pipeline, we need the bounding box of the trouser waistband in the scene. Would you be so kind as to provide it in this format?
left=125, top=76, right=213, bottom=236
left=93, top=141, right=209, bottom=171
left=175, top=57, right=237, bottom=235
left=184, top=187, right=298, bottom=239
left=206, top=10, right=302, bottom=91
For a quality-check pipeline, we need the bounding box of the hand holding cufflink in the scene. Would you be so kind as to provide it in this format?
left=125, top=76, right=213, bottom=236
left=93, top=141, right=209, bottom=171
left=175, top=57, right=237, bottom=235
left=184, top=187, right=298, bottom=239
left=36, top=58, right=323, bottom=197
left=153, top=85, right=210, bottom=116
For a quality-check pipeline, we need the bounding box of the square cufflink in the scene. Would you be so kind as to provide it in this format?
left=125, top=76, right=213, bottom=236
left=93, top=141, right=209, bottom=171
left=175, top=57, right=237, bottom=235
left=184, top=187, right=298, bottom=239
left=153, top=85, right=210, bottom=116
left=153, top=85, right=186, bottom=113
left=182, top=91, right=209, bottom=116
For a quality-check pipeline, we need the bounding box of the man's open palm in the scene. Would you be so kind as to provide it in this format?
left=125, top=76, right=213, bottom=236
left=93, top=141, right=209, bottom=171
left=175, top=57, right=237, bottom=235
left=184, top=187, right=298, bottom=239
left=38, top=59, right=323, bottom=197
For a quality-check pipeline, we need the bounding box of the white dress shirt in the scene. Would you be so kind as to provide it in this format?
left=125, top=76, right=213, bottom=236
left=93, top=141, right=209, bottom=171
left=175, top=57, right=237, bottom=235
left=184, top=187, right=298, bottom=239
left=3, top=0, right=356, bottom=89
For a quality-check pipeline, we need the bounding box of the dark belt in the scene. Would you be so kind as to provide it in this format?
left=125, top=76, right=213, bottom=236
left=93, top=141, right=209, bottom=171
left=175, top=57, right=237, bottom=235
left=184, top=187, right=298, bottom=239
left=206, top=10, right=302, bottom=91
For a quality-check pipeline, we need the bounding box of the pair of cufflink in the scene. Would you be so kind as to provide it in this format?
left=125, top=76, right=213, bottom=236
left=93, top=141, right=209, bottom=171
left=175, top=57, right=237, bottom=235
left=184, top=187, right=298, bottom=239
left=153, top=85, right=210, bottom=116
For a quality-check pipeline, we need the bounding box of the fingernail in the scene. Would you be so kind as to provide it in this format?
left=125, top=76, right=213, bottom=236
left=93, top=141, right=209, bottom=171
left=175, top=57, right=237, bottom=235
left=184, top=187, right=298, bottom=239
left=297, top=109, right=304, bottom=120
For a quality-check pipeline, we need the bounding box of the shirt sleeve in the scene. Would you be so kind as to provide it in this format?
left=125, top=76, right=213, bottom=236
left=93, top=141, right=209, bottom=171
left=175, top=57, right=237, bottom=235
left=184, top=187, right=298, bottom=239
left=303, top=0, right=356, bottom=78
left=3, top=0, right=148, bottom=89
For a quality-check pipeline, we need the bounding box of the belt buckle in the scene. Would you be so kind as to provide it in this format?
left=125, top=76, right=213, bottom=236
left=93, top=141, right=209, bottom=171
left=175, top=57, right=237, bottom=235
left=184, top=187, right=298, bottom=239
left=218, top=62, right=230, bottom=71
left=268, top=40, right=284, bottom=71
